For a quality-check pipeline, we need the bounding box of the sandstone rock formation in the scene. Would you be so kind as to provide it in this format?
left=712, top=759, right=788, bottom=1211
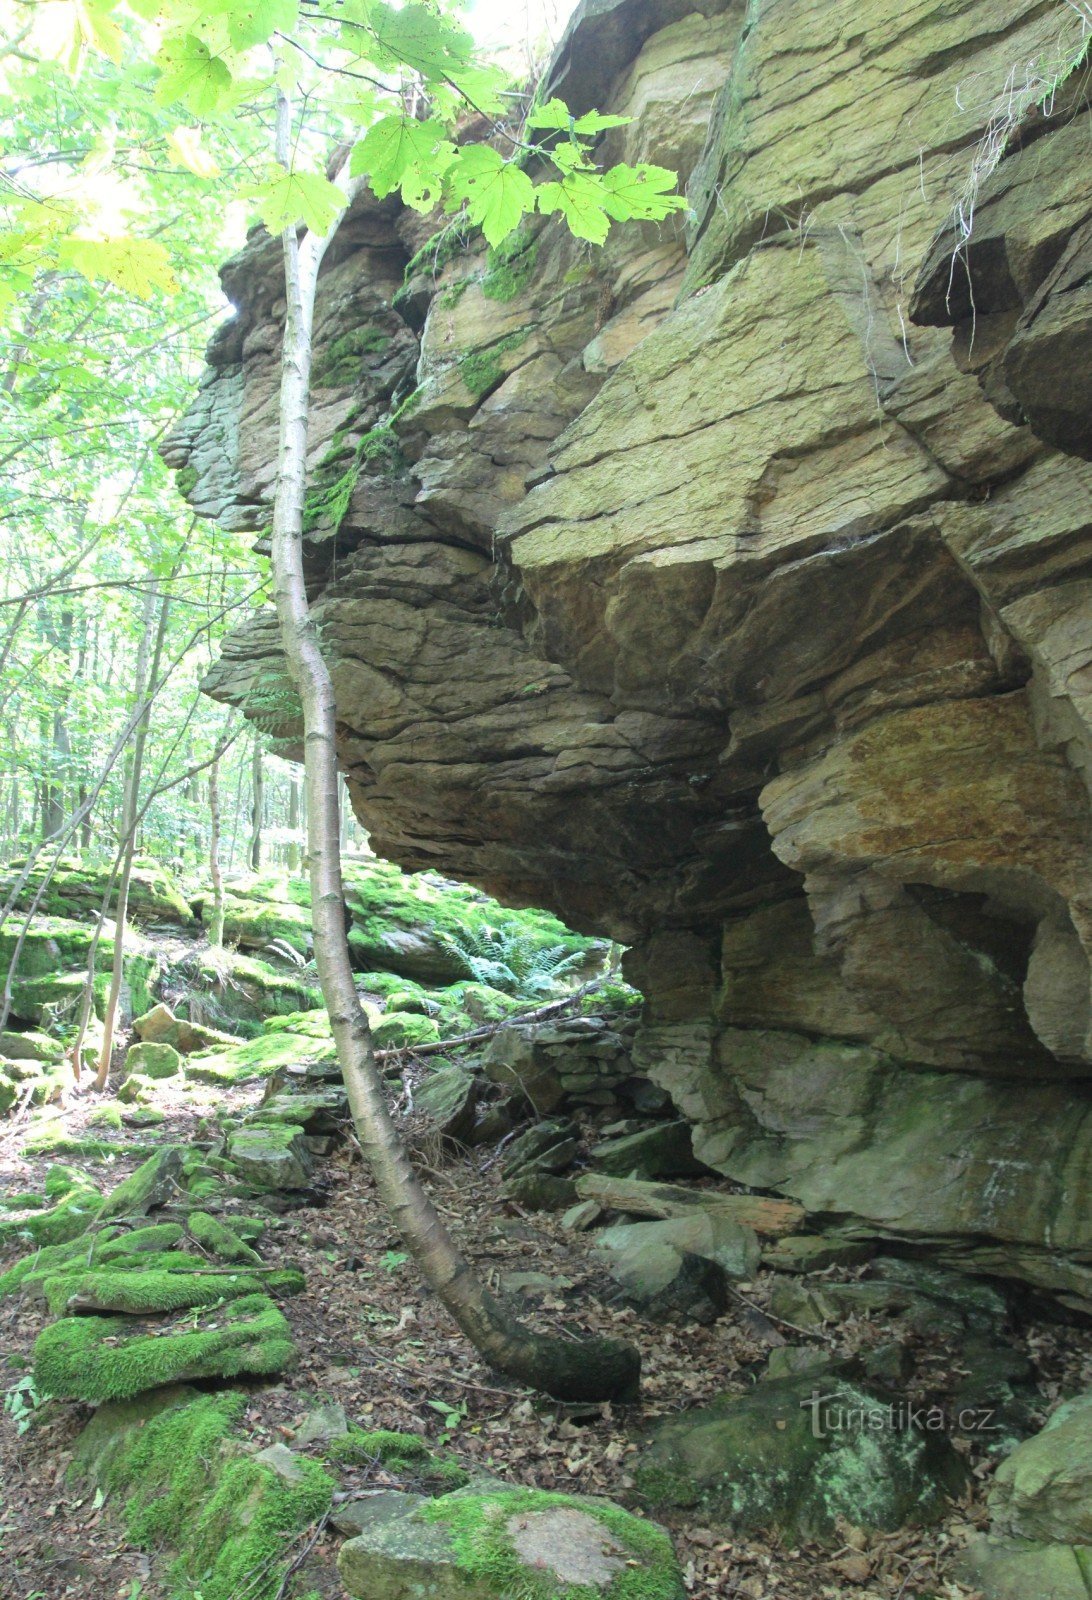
left=166, top=0, right=1092, bottom=1309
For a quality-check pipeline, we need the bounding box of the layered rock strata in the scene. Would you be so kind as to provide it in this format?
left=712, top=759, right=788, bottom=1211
left=167, top=0, right=1092, bottom=1308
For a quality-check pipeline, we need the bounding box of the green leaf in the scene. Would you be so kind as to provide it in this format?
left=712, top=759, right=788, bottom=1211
left=244, top=168, right=348, bottom=236
left=154, top=32, right=233, bottom=118
left=527, top=98, right=631, bottom=135
left=58, top=235, right=180, bottom=299
left=223, top=0, right=299, bottom=51
left=362, top=1, right=473, bottom=77
left=349, top=115, right=453, bottom=211
left=526, top=97, right=573, bottom=131
left=599, top=162, right=687, bottom=222
left=446, top=146, right=535, bottom=247
left=535, top=172, right=611, bottom=245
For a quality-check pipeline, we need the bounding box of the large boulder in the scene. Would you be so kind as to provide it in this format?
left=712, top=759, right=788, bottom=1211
left=595, top=1212, right=760, bottom=1322
left=338, top=1488, right=684, bottom=1600
left=636, top=1375, right=968, bottom=1541
left=227, top=1123, right=315, bottom=1191
left=988, top=1391, right=1092, bottom=1545
left=133, top=1002, right=238, bottom=1054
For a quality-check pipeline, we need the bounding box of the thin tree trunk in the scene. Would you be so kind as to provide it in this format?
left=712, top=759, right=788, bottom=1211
left=287, top=774, right=301, bottom=872
left=249, top=735, right=264, bottom=871
left=93, top=589, right=170, bottom=1090
left=268, top=94, right=639, bottom=1403
left=208, top=751, right=225, bottom=947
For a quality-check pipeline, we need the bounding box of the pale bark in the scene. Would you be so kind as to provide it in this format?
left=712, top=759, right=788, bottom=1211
left=286, top=774, right=301, bottom=872
left=249, top=735, right=264, bottom=871
left=267, top=95, right=638, bottom=1402
left=93, top=589, right=170, bottom=1090
left=208, top=751, right=225, bottom=947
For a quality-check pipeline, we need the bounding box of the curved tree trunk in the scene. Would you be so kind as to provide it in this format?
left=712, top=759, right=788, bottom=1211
left=268, top=95, right=639, bottom=1404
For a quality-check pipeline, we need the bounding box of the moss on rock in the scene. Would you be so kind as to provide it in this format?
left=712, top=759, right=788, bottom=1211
left=635, top=1375, right=968, bottom=1541
left=188, top=1210, right=263, bottom=1264
left=75, top=1390, right=334, bottom=1600
left=40, top=1257, right=304, bottom=1315
left=339, top=1487, right=684, bottom=1599
left=33, top=1292, right=296, bottom=1401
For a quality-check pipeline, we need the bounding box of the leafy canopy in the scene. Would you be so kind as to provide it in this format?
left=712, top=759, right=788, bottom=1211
left=0, top=0, right=688, bottom=306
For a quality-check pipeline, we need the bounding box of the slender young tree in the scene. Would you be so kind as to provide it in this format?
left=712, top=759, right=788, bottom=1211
left=208, top=745, right=225, bottom=947
left=249, top=734, right=264, bottom=871
left=267, top=94, right=638, bottom=1403
left=94, top=586, right=169, bottom=1090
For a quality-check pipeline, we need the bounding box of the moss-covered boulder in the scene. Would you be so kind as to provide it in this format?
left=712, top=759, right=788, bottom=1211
left=188, top=1024, right=338, bottom=1085
left=33, top=1292, right=296, bottom=1401
left=0, top=1028, right=65, bottom=1063
left=372, top=1010, right=443, bottom=1049
left=176, top=947, right=322, bottom=1033
left=415, top=1064, right=480, bottom=1141
left=635, top=1375, right=968, bottom=1541
left=133, top=1001, right=239, bottom=1053
left=38, top=1255, right=304, bottom=1316
left=342, top=856, right=604, bottom=991
left=200, top=877, right=313, bottom=956
left=124, top=1040, right=182, bottom=1081
left=95, top=1144, right=229, bottom=1222
left=71, top=1389, right=332, bottom=1600
left=338, top=1488, right=684, bottom=1600
left=0, top=1173, right=101, bottom=1249
left=227, top=1122, right=314, bottom=1190
left=0, top=855, right=194, bottom=925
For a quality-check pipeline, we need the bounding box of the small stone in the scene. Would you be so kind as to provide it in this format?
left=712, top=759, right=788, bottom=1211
left=503, top=1172, right=578, bottom=1212
left=561, top=1200, right=603, bottom=1232
left=294, top=1401, right=348, bottom=1446
left=255, top=1442, right=308, bottom=1484
left=414, top=1064, right=479, bottom=1142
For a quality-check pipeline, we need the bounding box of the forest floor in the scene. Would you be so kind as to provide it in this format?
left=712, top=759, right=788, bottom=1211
left=2, top=1063, right=1091, bottom=1600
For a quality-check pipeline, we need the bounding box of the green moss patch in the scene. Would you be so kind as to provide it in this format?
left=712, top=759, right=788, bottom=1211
left=188, top=1210, right=263, bottom=1264
left=33, top=1292, right=296, bottom=1401
left=313, top=325, right=391, bottom=388
left=77, top=1390, right=334, bottom=1600
left=327, top=1428, right=470, bottom=1490
left=481, top=230, right=538, bottom=303
left=422, top=1489, right=685, bottom=1599
left=40, top=1257, right=304, bottom=1315
left=458, top=330, right=529, bottom=401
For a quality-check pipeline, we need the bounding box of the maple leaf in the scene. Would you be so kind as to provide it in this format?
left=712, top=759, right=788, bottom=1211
left=59, top=234, right=180, bottom=299
left=446, top=146, right=534, bottom=247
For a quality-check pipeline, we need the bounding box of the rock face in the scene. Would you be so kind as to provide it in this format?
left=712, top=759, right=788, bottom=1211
left=171, top=0, right=1092, bottom=1306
